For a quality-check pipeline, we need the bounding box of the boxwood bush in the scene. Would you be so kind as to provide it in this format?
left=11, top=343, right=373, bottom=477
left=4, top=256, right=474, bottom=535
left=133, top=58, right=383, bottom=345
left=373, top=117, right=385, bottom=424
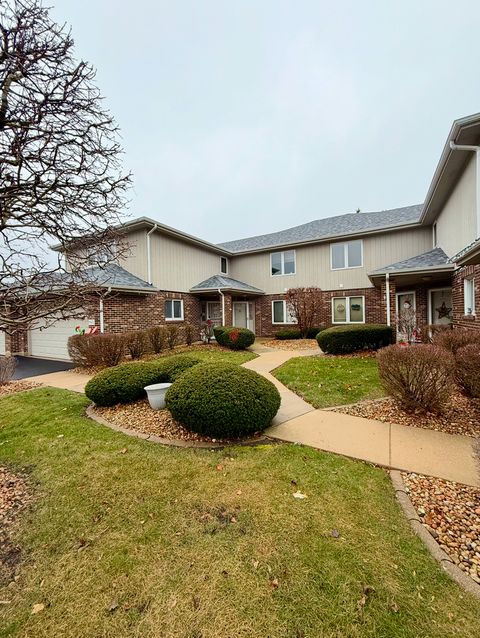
left=213, top=326, right=255, bottom=350
left=165, top=362, right=281, bottom=438
left=85, top=354, right=200, bottom=407
left=275, top=327, right=323, bottom=340
left=316, top=324, right=393, bottom=354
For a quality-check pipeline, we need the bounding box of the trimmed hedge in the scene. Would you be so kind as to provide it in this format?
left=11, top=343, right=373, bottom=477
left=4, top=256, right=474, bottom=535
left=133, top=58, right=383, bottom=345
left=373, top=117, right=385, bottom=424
left=317, top=324, right=393, bottom=354
left=455, top=344, right=480, bottom=398
left=275, top=327, right=323, bottom=340
left=68, top=333, right=126, bottom=367
left=165, top=362, right=281, bottom=439
left=85, top=354, right=200, bottom=407
left=213, top=326, right=255, bottom=350
left=433, top=328, right=480, bottom=354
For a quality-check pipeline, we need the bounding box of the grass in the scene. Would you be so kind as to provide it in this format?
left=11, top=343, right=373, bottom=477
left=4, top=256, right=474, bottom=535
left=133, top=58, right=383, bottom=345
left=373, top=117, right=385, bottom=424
left=0, top=390, right=479, bottom=638
left=150, top=344, right=256, bottom=366
left=273, top=355, right=384, bottom=409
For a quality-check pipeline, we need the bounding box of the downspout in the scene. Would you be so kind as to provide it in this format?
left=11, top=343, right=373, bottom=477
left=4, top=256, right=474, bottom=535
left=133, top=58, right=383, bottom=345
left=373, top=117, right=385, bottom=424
left=385, top=273, right=391, bottom=327
left=146, top=224, right=158, bottom=285
left=218, top=289, right=225, bottom=326
left=449, top=142, right=480, bottom=236
left=99, top=286, right=111, bottom=333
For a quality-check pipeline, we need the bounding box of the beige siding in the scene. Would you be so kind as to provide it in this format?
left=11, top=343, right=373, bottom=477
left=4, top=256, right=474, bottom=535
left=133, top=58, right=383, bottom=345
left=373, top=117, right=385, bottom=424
left=150, top=233, right=223, bottom=291
left=229, top=227, right=432, bottom=293
left=436, top=155, right=477, bottom=257
left=117, top=229, right=148, bottom=281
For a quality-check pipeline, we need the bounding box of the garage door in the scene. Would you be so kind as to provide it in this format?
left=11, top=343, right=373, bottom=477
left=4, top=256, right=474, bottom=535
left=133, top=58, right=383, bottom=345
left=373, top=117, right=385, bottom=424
left=29, top=314, right=85, bottom=361
left=0, top=331, right=5, bottom=355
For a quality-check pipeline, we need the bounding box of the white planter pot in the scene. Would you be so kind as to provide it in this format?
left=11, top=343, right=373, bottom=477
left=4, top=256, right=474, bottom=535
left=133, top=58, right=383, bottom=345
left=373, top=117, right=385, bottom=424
left=144, top=382, right=172, bottom=410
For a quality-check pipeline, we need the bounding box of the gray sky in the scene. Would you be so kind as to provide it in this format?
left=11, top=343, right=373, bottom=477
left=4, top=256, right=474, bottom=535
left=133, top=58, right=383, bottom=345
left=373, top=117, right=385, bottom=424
left=53, top=0, right=480, bottom=244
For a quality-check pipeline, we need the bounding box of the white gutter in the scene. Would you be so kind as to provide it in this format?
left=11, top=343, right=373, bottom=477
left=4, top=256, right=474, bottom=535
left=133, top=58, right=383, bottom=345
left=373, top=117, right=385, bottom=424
left=146, top=224, right=158, bottom=285
left=449, top=141, right=480, bottom=236
left=218, top=289, right=225, bottom=326
left=385, top=273, right=391, bottom=327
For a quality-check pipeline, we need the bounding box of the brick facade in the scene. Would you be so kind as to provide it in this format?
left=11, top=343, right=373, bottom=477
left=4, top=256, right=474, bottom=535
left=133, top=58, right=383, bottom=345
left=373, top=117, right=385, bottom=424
left=452, top=265, right=480, bottom=331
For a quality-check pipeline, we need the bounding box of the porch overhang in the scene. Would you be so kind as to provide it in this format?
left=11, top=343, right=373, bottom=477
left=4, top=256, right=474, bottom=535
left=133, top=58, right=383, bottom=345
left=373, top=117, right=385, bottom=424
left=450, top=238, right=480, bottom=267
left=190, top=274, right=264, bottom=297
left=369, top=264, right=454, bottom=288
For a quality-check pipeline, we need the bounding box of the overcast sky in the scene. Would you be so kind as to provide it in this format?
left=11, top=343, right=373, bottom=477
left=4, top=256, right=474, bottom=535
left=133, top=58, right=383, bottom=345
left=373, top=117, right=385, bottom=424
left=53, top=0, right=480, bottom=244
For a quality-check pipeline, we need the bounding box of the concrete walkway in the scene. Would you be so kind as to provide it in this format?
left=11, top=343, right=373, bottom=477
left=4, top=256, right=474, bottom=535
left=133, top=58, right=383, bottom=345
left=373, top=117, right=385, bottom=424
left=23, top=344, right=480, bottom=486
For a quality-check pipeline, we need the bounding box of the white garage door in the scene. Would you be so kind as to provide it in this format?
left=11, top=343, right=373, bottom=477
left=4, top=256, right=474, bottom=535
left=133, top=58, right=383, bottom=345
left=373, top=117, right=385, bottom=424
left=0, top=331, right=5, bottom=355
left=29, top=315, right=85, bottom=361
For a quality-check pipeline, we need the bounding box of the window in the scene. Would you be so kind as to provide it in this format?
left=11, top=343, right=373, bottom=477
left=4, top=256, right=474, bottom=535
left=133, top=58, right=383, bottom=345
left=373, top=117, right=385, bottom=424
left=330, top=240, right=363, bottom=270
left=271, top=250, right=296, bottom=276
left=332, top=296, right=365, bottom=323
left=220, top=257, right=228, bottom=274
left=432, top=222, right=437, bottom=248
left=85, top=243, right=116, bottom=266
left=165, top=299, right=184, bottom=321
left=272, top=300, right=297, bottom=324
left=464, top=279, right=475, bottom=315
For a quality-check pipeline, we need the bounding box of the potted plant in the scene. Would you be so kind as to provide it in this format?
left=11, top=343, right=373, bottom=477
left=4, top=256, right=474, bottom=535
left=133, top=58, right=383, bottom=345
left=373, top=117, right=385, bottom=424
left=144, top=382, right=172, bottom=410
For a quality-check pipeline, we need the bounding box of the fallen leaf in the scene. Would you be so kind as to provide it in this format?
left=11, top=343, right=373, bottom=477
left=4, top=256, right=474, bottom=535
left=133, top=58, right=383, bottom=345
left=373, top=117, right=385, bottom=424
left=236, top=490, right=242, bottom=495
left=269, top=578, right=279, bottom=589
left=31, top=603, right=45, bottom=615
left=389, top=601, right=400, bottom=613
left=291, top=479, right=298, bottom=487
left=292, top=491, right=307, bottom=499
left=108, top=599, right=119, bottom=613
left=120, top=447, right=128, bottom=454
left=252, top=560, right=259, bottom=569
left=216, top=464, right=224, bottom=471
left=331, top=529, right=340, bottom=539
left=168, top=598, right=177, bottom=609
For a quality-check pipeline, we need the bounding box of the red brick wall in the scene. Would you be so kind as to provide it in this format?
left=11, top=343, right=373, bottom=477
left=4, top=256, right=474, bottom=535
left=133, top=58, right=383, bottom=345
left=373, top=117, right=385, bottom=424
left=452, top=265, right=480, bottom=331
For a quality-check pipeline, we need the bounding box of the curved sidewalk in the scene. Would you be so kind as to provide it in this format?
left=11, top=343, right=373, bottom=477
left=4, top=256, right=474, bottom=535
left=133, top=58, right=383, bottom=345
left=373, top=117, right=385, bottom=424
left=244, top=347, right=480, bottom=488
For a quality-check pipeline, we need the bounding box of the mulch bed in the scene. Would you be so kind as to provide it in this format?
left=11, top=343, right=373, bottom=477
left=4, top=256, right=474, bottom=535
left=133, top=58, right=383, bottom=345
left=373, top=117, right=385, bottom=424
left=0, top=381, right=40, bottom=397
left=262, top=339, right=319, bottom=351
left=0, top=467, right=33, bottom=586
left=93, top=400, right=262, bottom=444
left=403, top=472, right=480, bottom=585
left=333, top=392, right=480, bottom=437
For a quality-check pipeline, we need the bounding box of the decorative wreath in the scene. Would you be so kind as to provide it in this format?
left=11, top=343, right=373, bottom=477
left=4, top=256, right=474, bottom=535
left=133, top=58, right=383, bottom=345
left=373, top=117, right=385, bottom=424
left=336, top=304, right=345, bottom=313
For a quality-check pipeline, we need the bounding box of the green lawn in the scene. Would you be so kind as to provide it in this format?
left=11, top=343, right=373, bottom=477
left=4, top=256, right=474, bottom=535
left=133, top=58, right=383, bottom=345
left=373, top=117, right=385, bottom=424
left=152, top=344, right=256, bottom=366
left=274, top=355, right=384, bottom=409
left=1, top=389, right=479, bottom=638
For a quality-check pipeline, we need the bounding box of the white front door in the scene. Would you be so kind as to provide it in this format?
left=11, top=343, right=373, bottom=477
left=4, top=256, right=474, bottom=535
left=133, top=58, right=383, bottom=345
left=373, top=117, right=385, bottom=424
left=233, top=302, right=248, bottom=328
left=429, top=289, right=453, bottom=325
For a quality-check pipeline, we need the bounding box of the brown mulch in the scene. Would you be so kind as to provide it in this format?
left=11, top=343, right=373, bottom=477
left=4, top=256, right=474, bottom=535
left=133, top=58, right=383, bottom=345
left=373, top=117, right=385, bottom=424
left=0, top=381, right=40, bottom=397
left=262, top=339, right=318, bottom=351
left=333, top=392, right=480, bottom=437
left=0, top=467, right=32, bottom=586
left=93, top=400, right=262, bottom=444
left=403, top=472, right=480, bottom=585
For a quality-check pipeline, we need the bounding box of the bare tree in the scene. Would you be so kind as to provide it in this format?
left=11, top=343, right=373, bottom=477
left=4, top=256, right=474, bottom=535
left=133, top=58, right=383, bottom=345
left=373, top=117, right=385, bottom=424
left=285, top=287, right=323, bottom=337
left=0, top=0, right=131, bottom=330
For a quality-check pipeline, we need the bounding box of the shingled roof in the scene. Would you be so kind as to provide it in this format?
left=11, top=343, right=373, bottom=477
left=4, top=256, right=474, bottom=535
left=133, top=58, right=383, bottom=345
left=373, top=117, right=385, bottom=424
left=85, top=264, right=156, bottom=292
left=190, top=275, right=264, bottom=294
left=370, top=247, right=451, bottom=275
left=219, top=204, right=423, bottom=253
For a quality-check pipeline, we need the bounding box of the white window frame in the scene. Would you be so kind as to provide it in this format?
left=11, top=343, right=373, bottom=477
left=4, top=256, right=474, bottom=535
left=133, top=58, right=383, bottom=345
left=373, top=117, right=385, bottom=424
left=331, top=295, right=365, bottom=324
left=270, top=250, right=296, bottom=276
left=271, top=300, right=297, bottom=325
left=464, top=278, right=475, bottom=316
left=220, top=256, right=228, bottom=275
left=165, top=298, right=184, bottom=321
left=330, top=240, right=363, bottom=270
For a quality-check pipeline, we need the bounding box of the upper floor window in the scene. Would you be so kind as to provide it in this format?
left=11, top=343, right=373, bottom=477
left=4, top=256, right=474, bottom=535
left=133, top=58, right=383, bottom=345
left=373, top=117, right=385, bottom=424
left=165, top=298, right=184, bottom=321
left=272, top=300, right=297, bottom=324
left=330, top=239, right=362, bottom=270
left=85, top=243, right=116, bottom=266
left=271, top=250, right=296, bottom=276
left=332, top=296, right=365, bottom=323
left=220, top=257, right=228, bottom=274
left=464, top=278, right=475, bottom=315
left=432, top=222, right=437, bottom=248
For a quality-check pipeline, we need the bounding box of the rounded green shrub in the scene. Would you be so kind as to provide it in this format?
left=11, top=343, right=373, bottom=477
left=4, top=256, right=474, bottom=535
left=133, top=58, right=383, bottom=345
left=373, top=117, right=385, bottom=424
left=213, top=326, right=255, bottom=350
left=316, top=324, right=393, bottom=354
left=165, top=362, right=281, bottom=438
left=85, top=354, right=201, bottom=407
left=275, top=328, right=302, bottom=340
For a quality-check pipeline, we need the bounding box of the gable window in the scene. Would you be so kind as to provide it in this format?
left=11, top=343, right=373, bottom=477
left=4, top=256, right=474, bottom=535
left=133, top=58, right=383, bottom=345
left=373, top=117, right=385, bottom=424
left=432, top=222, right=437, bottom=248
left=272, top=300, right=297, bottom=324
left=332, top=296, right=365, bottom=323
left=330, top=240, right=363, bottom=270
left=464, top=279, right=475, bottom=315
left=271, top=250, right=296, bottom=276
left=165, top=299, right=184, bottom=321
left=220, top=257, right=228, bottom=274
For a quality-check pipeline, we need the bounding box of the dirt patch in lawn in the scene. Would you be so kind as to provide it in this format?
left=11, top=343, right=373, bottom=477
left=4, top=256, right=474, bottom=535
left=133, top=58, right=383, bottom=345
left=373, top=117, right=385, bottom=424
left=262, top=339, right=318, bottom=351
left=92, top=400, right=263, bottom=444
left=0, top=381, right=40, bottom=397
left=403, top=472, right=480, bottom=585
left=0, top=467, right=33, bottom=585
left=332, top=392, right=480, bottom=437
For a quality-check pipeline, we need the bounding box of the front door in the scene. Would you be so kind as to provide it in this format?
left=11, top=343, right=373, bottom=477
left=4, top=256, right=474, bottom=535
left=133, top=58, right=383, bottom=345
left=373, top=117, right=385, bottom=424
left=396, top=291, right=416, bottom=342
left=429, top=289, right=453, bottom=326
left=233, top=302, right=248, bottom=328
left=206, top=301, right=222, bottom=327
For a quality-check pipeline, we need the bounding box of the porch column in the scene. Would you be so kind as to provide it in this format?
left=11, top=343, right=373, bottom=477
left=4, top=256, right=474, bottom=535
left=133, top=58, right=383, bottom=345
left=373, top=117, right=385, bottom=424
left=223, top=293, right=233, bottom=326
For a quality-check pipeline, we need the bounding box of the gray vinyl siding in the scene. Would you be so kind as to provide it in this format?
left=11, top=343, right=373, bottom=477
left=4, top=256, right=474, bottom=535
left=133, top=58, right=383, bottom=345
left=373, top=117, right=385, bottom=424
left=436, top=155, right=477, bottom=258
left=229, top=227, right=432, bottom=293
left=117, top=229, right=149, bottom=281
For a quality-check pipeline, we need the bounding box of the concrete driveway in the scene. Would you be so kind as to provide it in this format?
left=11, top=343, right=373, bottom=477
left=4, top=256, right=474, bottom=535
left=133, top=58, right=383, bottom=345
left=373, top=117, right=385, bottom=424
left=10, top=356, right=75, bottom=380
